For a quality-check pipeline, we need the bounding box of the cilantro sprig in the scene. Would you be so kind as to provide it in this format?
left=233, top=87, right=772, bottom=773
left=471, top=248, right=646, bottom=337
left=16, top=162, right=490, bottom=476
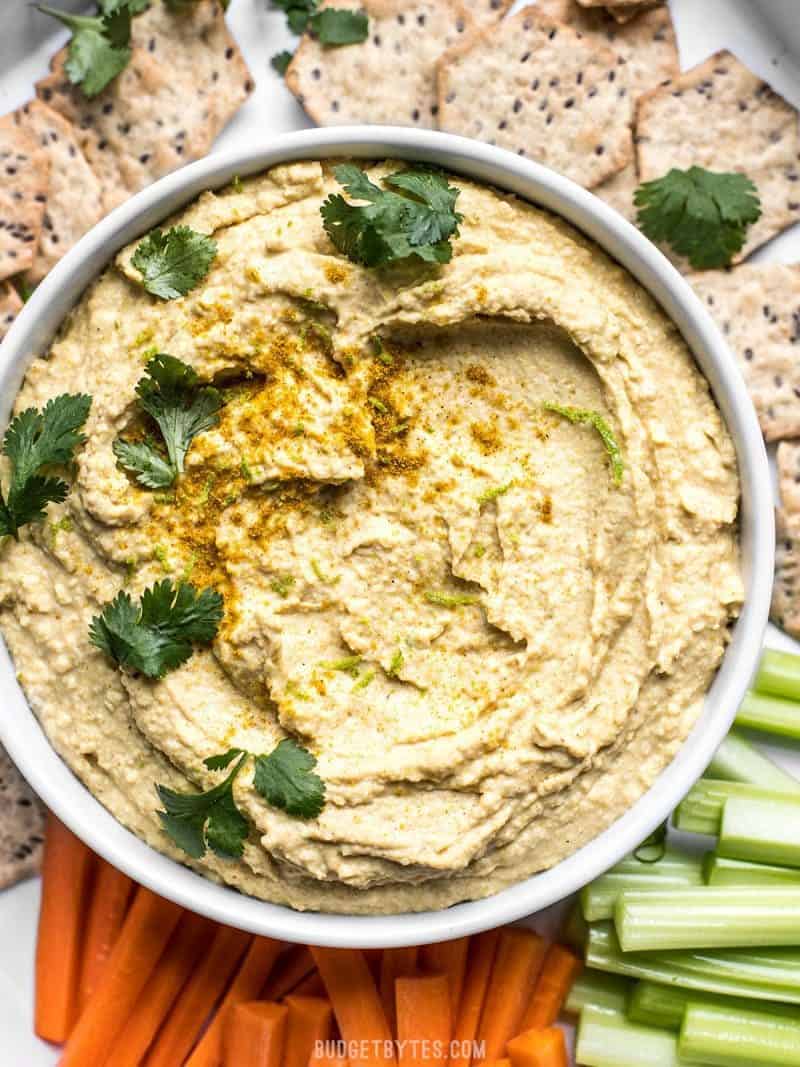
left=0, top=394, right=91, bottom=540
left=156, top=739, right=325, bottom=858
left=545, top=403, right=623, bottom=487
left=113, top=354, right=223, bottom=490
left=89, top=577, right=224, bottom=678
left=131, top=226, right=218, bottom=300
left=270, top=0, right=367, bottom=72
left=634, top=167, right=762, bottom=270
left=321, top=164, right=463, bottom=268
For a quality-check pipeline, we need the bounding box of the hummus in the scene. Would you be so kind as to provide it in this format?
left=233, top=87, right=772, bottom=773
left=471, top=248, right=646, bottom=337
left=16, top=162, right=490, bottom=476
left=0, top=161, right=743, bottom=913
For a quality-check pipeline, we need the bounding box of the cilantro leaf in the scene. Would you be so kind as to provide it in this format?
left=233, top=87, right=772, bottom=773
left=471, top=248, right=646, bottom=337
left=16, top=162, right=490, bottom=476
left=99, top=0, right=149, bottom=14
left=113, top=354, right=223, bottom=489
left=634, top=167, right=762, bottom=270
left=36, top=4, right=133, bottom=98
left=253, top=739, right=325, bottom=819
left=89, top=577, right=224, bottom=678
left=271, top=0, right=315, bottom=33
left=544, top=403, right=624, bottom=486
left=271, top=49, right=294, bottom=75
left=131, top=226, right=218, bottom=300
left=0, top=394, right=91, bottom=540
left=321, top=164, right=463, bottom=268
left=309, top=8, right=368, bottom=45
left=157, top=750, right=249, bottom=859
left=204, top=748, right=245, bottom=771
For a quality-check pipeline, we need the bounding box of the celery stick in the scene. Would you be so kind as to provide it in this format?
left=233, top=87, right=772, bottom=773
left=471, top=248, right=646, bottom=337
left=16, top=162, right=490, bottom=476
left=674, top=779, right=789, bottom=836
left=708, top=729, right=800, bottom=793
left=565, top=970, right=630, bottom=1016
left=719, top=794, right=800, bottom=868
left=628, top=981, right=799, bottom=1032
left=586, top=923, right=800, bottom=1004
left=563, top=898, right=589, bottom=952
left=737, top=691, right=800, bottom=741
left=704, top=854, right=800, bottom=887
left=580, top=849, right=704, bottom=922
left=755, top=648, right=800, bottom=702
left=680, top=1002, right=800, bottom=1066
left=576, top=1007, right=690, bottom=1067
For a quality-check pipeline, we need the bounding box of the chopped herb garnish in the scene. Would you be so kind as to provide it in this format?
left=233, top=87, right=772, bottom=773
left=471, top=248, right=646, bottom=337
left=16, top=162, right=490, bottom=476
left=425, top=590, right=480, bottom=608
left=36, top=1, right=136, bottom=97
left=353, top=669, right=375, bottom=691
left=368, top=396, right=388, bottom=414
left=321, top=655, right=361, bottom=677
left=477, top=481, right=512, bottom=507
left=270, top=573, right=296, bottom=598
left=633, top=821, right=669, bottom=864
left=387, top=648, right=404, bottom=677
left=253, top=738, right=325, bottom=819
left=131, top=225, right=217, bottom=300
left=156, top=749, right=249, bottom=859
left=544, top=403, right=624, bottom=486
left=271, top=49, right=293, bottom=75
left=473, top=544, right=486, bottom=558
left=311, top=559, right=338, bottom=584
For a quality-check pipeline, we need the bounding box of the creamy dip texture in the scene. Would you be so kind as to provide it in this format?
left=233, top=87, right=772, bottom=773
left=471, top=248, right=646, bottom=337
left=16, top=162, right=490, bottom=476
left=0, top=161, right=743, bottom=912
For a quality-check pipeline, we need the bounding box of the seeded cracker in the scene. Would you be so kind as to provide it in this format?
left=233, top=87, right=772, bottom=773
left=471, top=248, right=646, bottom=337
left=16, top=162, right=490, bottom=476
left=690, top=264, right=800, bottom=443
left=438, top=7, right=633, bottom=188
left=774, top=442, right=800, bottom=638
left=36, top=0, right=253, bottom=214
left=0, top=281, right=22, bottom=341
left=0, top=745, right=44, bottom=890
left=0, top=116, right=49, bottom=282
left=637, top=52, right=800, bottom=264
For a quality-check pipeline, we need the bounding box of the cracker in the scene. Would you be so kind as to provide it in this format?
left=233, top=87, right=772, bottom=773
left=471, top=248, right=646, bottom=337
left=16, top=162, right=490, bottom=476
left=637, top=51, right=800, bottom=263
left=0, top=744, right=44, bottom=890
left=0, top=116, right=49, bottom=282
left=608, top=2, right=662, bottom=22
left=594, top=161, right=639, bottom=222
left=36, top=0, right=253, bottom=213
left=774, top=441, right=800, bottom=638
left=0, top=281, right=23, bottom=342
left=473, top=0, right=514, bottom=28
left=285, top=0, right=476, bottom=128
left=13, top=101, right=104, bottom=283
left=689, top=264, right=800, bottom=442
left=438, top=7, right=633, bottom=189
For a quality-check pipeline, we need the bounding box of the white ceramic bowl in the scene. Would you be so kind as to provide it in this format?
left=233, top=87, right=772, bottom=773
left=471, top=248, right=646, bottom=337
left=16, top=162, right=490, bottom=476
left=0, top=128, right=773, bottom=947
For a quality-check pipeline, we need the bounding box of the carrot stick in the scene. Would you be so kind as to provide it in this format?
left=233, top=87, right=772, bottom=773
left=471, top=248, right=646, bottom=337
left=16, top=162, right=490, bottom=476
left=59, top=887, right=184, bottom=1067
left=78, top=858, right=135, bottom=1011
left=145, top=923, right=252, bottom=1067
left=380, top=947, right=418, bottom=1033
left=186, top=936, right=285, bottom=1067
left=519, top=945, right=582, bottom=1032
left=105, top=911, right=212, bottom=1067
left=396, top=974, right=451, bottom=1067
left=223, top=1001, right=287, bottom=1067
left=290, top=970, right=325, bottom=999
left=448, top=930, right=499, bottom=1067
left=284, top=995, right=333, bottom=1067
left=475, top=929, right=547, bottom=1061
left=261, top=945, right=315, bottom=1000
left=364, top=947, right=384, bottom=981
left=420, top=938, right=469, bottom=1017
left=34, top=814, right=94, bottom=1042
left=311, top=947, right=396, bottom=1067
left=309, top=1057, right=348, bottom=1067
left=506, top=1028, right=568, bottom=1067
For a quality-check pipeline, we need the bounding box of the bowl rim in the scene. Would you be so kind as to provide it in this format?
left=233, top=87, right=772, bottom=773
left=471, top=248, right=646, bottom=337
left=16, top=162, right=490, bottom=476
left=0, top=126, right=773, bottom=947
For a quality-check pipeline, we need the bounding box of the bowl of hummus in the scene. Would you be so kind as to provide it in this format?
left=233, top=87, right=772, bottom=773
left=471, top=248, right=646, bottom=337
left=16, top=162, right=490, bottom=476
left=0, top=128, right=772, bottom=947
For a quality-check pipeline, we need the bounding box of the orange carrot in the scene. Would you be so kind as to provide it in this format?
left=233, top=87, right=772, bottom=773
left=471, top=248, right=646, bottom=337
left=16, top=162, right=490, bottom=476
left=186, top=936, right=284, bottom=1067
left=78, top=857, right=135, bottom=1011
left=475, top=928, right=547, bottom=1061
left=309, top=1057, right=348, bottom=1067
left=290, top=970, right=325, bottom=999
left=520, top=946, right=582, bottom=1031
left=506, top=1028, right=568, bottom=1067
left=261, top=945, right=315, bottom=1000
left=364, top=947, right=384, bottom=980
left=284, top=995, right=334, bottom=1067
left=311, top=947, right=396, bottom=1067
left=223, top=1001, right=287, bottom=1067
left=60, top=887, right=184, bottom=1067
left=380, top=947, right=418, bottom=1033
left=145, top=923, right=252, bottom=1067
left=105, top=911, right=212, bottom=1067
left=34, top=814, right=94, bottom=1042
left=420, top=938, right=469, bottom=1017
left=482, top=1061, right=511, bottom=1067
left=396, top=974, right=451, bottom=1067
left=448, top=930, right=499, bottom=1067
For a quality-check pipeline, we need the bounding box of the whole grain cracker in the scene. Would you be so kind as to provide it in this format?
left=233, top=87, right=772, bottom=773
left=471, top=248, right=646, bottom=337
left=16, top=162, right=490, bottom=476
left=0, top=745, right=44, bottom=890
left=0, top=116, right=49, bottom=282
left=285, top=0, right=476, bottom=128
left=637, top=51, right=800, bottom=263
left=473, top=0, right=515, bottom=28
left=774, top=441, right=800, bottom=637
left=608, top=2, right=662, bottom=23
left=13, top=101, right=104, bottom=283
left=594, top=161, right=639, bottom=222
left=689, top=263, right=800, bottom=442
left=36, top=0, right=253, bottom=213
left=438, top=7, right=633, bottom=189
left=0, top=281, right=22, bottom=342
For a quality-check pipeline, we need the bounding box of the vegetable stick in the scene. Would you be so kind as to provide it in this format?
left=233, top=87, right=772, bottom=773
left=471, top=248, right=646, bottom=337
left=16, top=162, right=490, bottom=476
left=580, top=849, right=703, bottom=922
left=481, top=1061, right=511, bottom=1067
left=396, top=974, right=451, bottom=1067
left=34, top=813, right=94, bottom=1042
left=680, top=1001, right=800, bottom=1066
left=575, top=1007, right=682, bottom=1067
left=520, top=945, right=582, bottom=1030
left=737, top=691, right=800, bottom=741
left=754, top=648, right=800, bottom=702
left=380, top=947, right=418, bottom=1033
left=627, top=979, right=799, bottom=1032
left=420, top=938, right=469, bottom=1016
left=284, top=995, right=334, bottom=1067
left=674, top=779, right=787, bottom=837
left=309, top=1054, right=348, bottom=1067
left=719, top=794, right=800, bottom=868
left=223, top=1001, right=287, bottom=1067
left=563, top=972, right=629, bottom=1017
left=475, top=928, right=547, bottom=1060
left=449, top=930, right=498, bottom=1067
left=703, top=853, right=800, bottom=887
left=185, top=936, right=284, bottom=1067
left=506, top=1028, right=568, bottom=1067
left=145, top=923, right=252, bottom=1067
left=707, top=729, right=800, bottom=793
left=364, top=947, right=384, bottom=980
left=78, top=858, right=135, bottom=1010
left=59, top=887, right=184, bottom=1067
left=291, top=971, right=326, bottom=999
left=106, top=910, right=212, bottom=1067
left=311, top=946, right=396, bottom=1066
left=262, top=945, right=315, bottom=1000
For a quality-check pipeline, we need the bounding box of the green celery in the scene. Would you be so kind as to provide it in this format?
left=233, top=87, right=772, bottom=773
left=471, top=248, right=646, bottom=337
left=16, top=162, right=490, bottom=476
left=737, top=691, right=800, bottom=741
left=580, top=848, right=704, bottom=922
left=680, top=1002, right=800, bottom=1066
left=704, top=854, right=800, bottom=887
left=576, top=1006, right=689, bottom=1067
left=708, top=728, right=800, bottom=793
left=754, top=648, right=800, bottom=702
left=719, top=794, right=800, bottom=868
left=674, top=779, right=789, bottom=836
left=564, top=971, right=630, bottom=1016
left=628, top=980, right=799, bottom=1032
left=562, top=899, right=589, bottom=953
